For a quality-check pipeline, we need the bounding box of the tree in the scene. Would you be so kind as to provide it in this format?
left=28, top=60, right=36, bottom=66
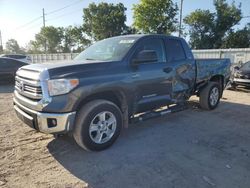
left=122, top=26, right=138, bottom=35
left=184, top=10, right=215, bottom=49
left=59, top=26, right=74, bottom=53
left=26, top=40, right=41, bottom=54
left=222, top=24, right=250, bottom=48
left=35, top=26, right=63, bottom=53
left=184, top=0, right=242, bottom=49
left=0, top=45, right=3, bottom=54
left=133, top=0, right=178, bottom=34
left=61, top=26, right=91, bottom=52
left=82, top=2, right=127, bottom=40
left=5, top=39, right=21, bottom=53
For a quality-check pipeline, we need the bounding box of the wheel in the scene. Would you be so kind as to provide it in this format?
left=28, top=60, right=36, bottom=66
left=73, top=100, right=123, bottom=151
left=53, top=133, right=65, bottom=138
left=230, top=82, right=237, bottom=90
left=199, top=82, right=221, bottom=110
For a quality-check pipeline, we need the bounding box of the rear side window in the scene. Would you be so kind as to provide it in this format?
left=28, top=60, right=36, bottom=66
left=136, top=38, right=166, bottom=63
left=165, top=39, right=186, bottom=61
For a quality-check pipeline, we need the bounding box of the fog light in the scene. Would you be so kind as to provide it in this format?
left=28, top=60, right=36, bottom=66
left=47, top=118, right=57, bottom=128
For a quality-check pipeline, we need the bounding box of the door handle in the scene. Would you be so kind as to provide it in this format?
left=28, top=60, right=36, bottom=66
left=163, top=67, right=173, bottom=73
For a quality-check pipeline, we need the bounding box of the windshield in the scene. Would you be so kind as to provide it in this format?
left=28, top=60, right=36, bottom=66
left=241, top=61, right=250, bottom=71
left=74, top=37, right=137, bottom=62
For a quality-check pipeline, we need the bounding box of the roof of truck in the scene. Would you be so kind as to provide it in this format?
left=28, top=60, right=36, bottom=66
left=109, top=34, right=183, bottom=40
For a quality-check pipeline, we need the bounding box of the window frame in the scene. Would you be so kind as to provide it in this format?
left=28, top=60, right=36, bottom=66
left=165, top=39, right=187, bottom=62
left=131, top=37, right=167, bottom=65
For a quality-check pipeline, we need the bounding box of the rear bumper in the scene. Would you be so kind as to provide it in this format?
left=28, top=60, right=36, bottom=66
left=232, top=78, right=250, bottom=86
left=13, top=98, right=76, bottom=134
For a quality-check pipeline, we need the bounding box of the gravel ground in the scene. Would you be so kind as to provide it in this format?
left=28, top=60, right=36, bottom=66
left=0, top=85, right=250, bottom=188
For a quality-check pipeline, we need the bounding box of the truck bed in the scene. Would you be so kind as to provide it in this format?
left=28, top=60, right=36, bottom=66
left=195, top=58, right=231, bottom=85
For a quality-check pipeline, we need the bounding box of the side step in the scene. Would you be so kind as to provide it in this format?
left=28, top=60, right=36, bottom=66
left=130, top=104, right=188, bottom=123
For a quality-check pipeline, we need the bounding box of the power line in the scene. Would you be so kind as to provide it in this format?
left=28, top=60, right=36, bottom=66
left=15, top=16, right=42, bottom=30
left=46, top=0, right=83, bottom=15
left=21, top=22, right=42, bottom=31
left=13, top=0, right=82, bottom=31
left=46, top=8, right=83, bottom=22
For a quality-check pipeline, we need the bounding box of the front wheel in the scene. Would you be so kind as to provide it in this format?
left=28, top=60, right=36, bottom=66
left=73, top=100, right=123, bottom=151
left=230, top=82, right=237, bottom=90
left=199, top=82, right=221, bottom=110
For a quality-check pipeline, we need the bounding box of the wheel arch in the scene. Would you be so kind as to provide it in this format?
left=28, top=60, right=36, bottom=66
left=210, top=75, right=224, bottom=88
left=196, top=74, right=224, bottom=97
left=210, top=75, right=224, bottom=97
left=74, top=89, right=129, bottom=128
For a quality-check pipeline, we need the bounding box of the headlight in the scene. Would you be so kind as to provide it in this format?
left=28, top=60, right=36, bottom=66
left=47, top=79, right=79, bottom=96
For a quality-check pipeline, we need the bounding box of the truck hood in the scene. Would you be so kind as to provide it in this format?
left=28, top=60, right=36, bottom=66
left=21, top=60, right=121, bottom=79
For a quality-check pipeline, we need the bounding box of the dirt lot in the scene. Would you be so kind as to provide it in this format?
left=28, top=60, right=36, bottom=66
left=0, top=85, right=250, bottom=188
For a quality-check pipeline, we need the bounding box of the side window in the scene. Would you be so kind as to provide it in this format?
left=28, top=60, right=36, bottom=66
left=0, top=59, right=3, bottom=68
left=0, top=59, right=16, bottom=68
left=10, top=59, right=24, bottom=68
left=136, top=38, right=166, bottom=63
left=0, top=59, right=8, bottom=67
left=166, top=39, right=186, bottom=61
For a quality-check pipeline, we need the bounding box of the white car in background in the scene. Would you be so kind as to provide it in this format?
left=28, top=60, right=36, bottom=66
left=0, top=54, right=32, bottom=64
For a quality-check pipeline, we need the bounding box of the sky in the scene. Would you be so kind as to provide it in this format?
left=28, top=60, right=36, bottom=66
left=0, top=0, right=249, bottom=48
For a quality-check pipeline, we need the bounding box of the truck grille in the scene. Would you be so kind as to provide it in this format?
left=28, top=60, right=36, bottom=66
left=15, top=70, right=43, bottom=101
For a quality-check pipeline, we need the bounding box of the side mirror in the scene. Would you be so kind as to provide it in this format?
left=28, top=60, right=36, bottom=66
left=132, top=50, right=158, bottom=65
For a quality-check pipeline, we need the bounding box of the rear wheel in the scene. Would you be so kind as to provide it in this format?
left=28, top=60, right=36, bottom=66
left=230, top=82, right=237, bottom=90
left=73, top=100, right=123, bottom=151
left=199, top=82, right=221, bottom=110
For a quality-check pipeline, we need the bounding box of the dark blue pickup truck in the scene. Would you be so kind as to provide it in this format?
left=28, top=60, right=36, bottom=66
left=13, top=34, right=231, bottom=151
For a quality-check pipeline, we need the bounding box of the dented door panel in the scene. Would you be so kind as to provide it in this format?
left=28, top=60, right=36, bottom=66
left=169, top=59, right=196, bottom=102
left=165, top=38, right=196, bottom=103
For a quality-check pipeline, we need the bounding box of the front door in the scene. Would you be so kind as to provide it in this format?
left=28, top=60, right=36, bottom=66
left=130, top=37, right=174, bottom=112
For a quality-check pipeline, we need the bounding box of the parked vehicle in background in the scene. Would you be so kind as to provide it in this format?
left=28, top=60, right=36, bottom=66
left=0, top=54, right=32, bottom=64
left=0, top=57, right=29, bottom=83
left=231, top=61, right=250, bottom=88
left=13, top=34, right=231, bottom=151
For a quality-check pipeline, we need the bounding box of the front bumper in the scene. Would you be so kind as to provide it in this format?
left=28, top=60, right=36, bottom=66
left=14, top=98, right=76, bottom=134
left=232, top=78, right=250, bottom=86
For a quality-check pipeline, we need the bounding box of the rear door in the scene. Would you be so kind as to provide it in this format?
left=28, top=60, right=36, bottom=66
left=130, top=37, right=175, bottom=112
left=165, top=38, right=196, bottom=102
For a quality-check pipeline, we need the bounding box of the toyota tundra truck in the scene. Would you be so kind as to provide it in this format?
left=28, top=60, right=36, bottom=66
left=13, top=34, right=231, bottom=151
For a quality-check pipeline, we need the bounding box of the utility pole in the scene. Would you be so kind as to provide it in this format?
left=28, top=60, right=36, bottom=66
left=0, top=30, right=3, bottom=53
left=42, top=8, right=46, bottom=27
left=179, top=0, right=183, bottom=37
left=42, top=8, right=47, bottom=53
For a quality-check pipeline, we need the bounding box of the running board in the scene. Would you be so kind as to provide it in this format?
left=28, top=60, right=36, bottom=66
left=130, top=104, right=188, bottom=123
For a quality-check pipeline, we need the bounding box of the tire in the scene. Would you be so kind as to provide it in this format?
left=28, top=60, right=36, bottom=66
left=199, top=82, right=221, bottom=110
left=73, top=100, right=123, bottom=151
left=231, top=82, right=237, bottom=90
